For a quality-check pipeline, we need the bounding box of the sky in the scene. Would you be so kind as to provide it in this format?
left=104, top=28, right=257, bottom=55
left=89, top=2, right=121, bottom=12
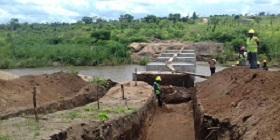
left=0, top=0, right=279, bottom=23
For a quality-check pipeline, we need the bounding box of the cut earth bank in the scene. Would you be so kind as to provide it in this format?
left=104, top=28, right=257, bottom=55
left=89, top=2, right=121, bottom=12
left=194, top=67, right=280, bottom=140
left=0, top=72, right=116, bottom=119
left=0, top=81, right=155, bottom=140
left=1, top=66, right=279, bottom=140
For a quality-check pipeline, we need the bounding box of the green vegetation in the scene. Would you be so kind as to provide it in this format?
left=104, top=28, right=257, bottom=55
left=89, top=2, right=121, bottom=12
left=98, top=112, right=109, bottom=122
left=0, top=12, right=280, bottom=68
left=90, top=77, right=108, bottom=88
left=63, top=104, right=135, bottom=122
left=67, top=111, right=81, bottom=120
left=25, top=119, right=42, bottom=139
left=0, top=135, right=11, bottom=140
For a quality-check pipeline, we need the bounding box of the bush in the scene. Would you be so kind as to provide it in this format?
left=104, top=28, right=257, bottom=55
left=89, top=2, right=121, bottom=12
left=230, top=38, right=245, bottom=52
left=91, top=30, right=111, bottom=41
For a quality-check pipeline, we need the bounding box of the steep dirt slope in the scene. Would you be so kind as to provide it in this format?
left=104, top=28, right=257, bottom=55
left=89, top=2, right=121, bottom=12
left=0, top=72, right=115, bottom=119
left=195, top=67, right=280, bottom=139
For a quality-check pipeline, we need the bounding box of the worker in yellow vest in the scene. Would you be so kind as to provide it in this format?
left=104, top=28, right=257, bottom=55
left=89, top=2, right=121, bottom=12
left=246, top=29, right=260, bottom=69
left=153, top=76, right=163, bottom=107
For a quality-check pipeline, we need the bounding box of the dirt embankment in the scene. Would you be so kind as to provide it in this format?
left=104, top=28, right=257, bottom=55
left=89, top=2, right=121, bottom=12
left=194, top=67, right=280, bottom=139
left=0, top=81, right=155, bottom=140
left=0, top=72, right=115, bottom=119
left=51, top=81, right=155, bottom=140
left=129, top=40, right=223, bottom=62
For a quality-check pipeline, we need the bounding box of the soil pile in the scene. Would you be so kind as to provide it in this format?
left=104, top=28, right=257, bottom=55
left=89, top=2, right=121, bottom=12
left=0, top=72, right=114, bottom=119
left=196, top=67, right=280, bottom=139
left=162, top=86, right=193, bottom=104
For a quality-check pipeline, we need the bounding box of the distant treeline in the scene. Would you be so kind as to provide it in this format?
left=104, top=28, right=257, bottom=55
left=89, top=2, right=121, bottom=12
left=0, top=12, right=279, bottom=68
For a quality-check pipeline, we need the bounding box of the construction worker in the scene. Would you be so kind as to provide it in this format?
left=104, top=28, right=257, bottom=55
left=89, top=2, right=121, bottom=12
left=246, top=29, right=260, bottom=69
left=236, top=60, right=240, bottom=66
left=262, top=60, right=269, bottom=71
left=153, top=76, right=163, bottom=107
left=239, top=45, right=246, bottom=59
left=208, top=59, right=216, bottom=75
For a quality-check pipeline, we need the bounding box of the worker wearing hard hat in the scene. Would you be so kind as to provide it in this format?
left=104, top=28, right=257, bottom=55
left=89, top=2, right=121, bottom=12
left=246, top=29, right=260, bottom=69
left=208, top=59, right=216, bottom=75
left=262, top=59, right=269, bottom=71
left=153, top=76, right=163, bottom=107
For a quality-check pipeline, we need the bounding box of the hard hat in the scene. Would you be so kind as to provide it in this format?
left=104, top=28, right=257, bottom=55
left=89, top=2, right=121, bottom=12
left=257, top=61, right=260, bottom=64
left=248, top=29, right=255, bottom=34
left=236, top=61, right=239, bottom=65
left=155, top=76, right=161, bottom=81
left=212, top=59, right=217, bottom=62
left=263, top=60, right=267, bottom=63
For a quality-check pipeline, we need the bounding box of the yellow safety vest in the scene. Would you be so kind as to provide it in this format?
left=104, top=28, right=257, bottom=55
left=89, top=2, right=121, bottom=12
left=246, top=37, right=259, bottom=53
left=153, top=82, right=161, bottom=95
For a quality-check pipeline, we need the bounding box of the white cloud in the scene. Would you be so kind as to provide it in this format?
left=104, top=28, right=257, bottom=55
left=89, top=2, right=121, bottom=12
left=0, top=0, right=279, bottom=23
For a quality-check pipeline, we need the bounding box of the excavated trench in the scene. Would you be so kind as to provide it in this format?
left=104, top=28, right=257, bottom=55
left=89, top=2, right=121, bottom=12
left=3, top=67, right=277, bottom=140
left=48, top=85, right=197, bottom=140
left=141, top=86, right=196, bottom=140
left=5, top=69, right=261, bottom=140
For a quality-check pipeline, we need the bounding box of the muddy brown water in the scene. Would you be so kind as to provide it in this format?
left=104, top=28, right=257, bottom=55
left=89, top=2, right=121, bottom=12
left=2, top=62, right=226, bottom=82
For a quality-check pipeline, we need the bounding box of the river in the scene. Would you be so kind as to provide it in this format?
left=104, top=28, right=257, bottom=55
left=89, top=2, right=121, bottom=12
left=2, top=62, right=228, bottom=82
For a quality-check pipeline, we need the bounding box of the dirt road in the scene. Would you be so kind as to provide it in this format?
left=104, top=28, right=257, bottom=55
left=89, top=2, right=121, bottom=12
left=144, top=103, right=195, bottom=140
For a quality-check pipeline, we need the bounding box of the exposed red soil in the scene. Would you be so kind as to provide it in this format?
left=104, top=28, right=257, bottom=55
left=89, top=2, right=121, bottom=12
left=0, top=72, right=115, bottom=119
left=143, top=103, right=195, bottom=140
left=162, top=86, right=193, bottom=104
left=196, top=67, right=280, bottom=139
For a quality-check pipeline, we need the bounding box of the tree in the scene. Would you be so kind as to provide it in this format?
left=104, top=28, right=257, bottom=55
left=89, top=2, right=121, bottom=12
left=9, top=18, right=19, bottom=30
left=168, top=13, right=181, bottom=22
left=119, top=14, right=134, bottom=22
left=181, top=16, right=189, bottom=22
left=95, top=18, right=106, bottom=24
left=81, top=16, right=93, bottom=24
left=258, top=12, right=266, bottom=16
left=192, top=12, right=198, bottom=20
left=143, top=15, right=158, bottom=23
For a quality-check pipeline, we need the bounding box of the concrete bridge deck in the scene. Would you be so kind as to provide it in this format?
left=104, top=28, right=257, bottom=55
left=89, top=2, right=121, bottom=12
left=134, top=47, right=196, bottom=87
left=146, top=48, right=196, bottom=73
